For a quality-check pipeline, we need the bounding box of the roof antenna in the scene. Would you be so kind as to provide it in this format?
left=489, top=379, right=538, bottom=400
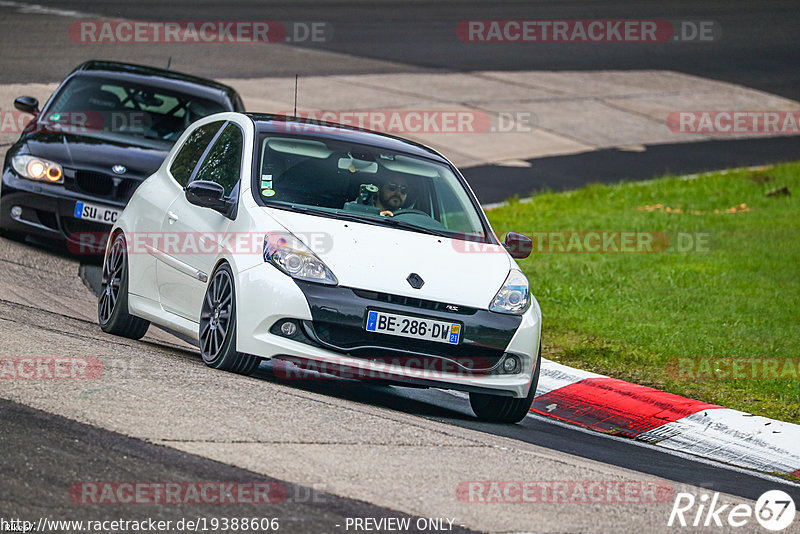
left=166, top=56, right=172, bottom=70
left=293, top=74, right=298, bottom=117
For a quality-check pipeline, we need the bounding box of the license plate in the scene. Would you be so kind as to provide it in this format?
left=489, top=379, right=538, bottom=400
left=366, top=310, right=461, bottom=345
left=74, top=201, right=121, bottom=224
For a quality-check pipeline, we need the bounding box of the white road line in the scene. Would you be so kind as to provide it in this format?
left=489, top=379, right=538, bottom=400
left=440, top=387, right=800, bottom=486
left=527, top=412, right=800, bottom=489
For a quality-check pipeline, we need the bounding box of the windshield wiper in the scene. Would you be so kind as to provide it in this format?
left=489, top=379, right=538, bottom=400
left=266, top=203, right=365, bottom=224
left=266, top=203, right=451, bottom=237
left=268, top=203, right=337, bottom=218
left=335, top=212, right=452, bottom=238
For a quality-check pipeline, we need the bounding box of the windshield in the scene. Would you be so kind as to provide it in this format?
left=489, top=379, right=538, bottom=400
left=44, top=75, right=227, bottom=143
left=254, top=135, right=490, bottom=241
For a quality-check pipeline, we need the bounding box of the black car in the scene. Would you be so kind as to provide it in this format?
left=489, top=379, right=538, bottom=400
left=0, top=60, right=245, bottom=252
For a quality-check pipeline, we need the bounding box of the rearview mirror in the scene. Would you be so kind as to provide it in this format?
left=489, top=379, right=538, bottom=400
left=503, top=232, right=533, bottom=259
left=337, top=157, right=378, bottom=174
left=14, top=96, right=39, bottom=115
left=185, top=181, right=232, bottom=217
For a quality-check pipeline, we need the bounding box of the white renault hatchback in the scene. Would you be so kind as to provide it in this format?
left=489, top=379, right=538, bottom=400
left=97, top=112, right=541, bottom=422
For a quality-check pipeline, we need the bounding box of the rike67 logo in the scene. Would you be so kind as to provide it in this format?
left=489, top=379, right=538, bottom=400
left=668, top=490, right=796, bottom=531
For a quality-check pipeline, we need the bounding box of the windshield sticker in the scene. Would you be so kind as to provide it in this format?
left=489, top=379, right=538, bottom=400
left=261, top=189, right=276, bottom=197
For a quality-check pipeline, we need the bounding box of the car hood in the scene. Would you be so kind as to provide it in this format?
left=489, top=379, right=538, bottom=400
left=265, top=209, right=513, bottom=310
left=21, top=130, right=169, bottom=179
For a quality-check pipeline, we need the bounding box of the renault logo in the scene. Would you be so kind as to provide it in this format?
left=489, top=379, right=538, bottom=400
left=406, top=273, right=424, bottom=289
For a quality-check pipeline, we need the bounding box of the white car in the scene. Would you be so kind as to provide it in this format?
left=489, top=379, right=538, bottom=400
left=97, top=112, right=541, bottom=423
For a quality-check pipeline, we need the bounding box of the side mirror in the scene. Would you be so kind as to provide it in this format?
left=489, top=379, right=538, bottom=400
left=14, top=96, right=40, bottom=115
left=185, top=180, right=232, bottom=216
left=503, top=232, right=533, bottom=259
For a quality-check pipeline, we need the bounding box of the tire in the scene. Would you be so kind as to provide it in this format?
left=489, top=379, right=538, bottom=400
left=470, top=343, right=542, bottom=424
left=199, top=263, right=260, bottom=376
left=98, top=233, right=150, bottom=340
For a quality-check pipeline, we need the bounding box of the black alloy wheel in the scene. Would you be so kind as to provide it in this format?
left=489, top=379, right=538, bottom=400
left=98, top=233, right=150, bottom=339
left=199, top=263, right=260, bottom=375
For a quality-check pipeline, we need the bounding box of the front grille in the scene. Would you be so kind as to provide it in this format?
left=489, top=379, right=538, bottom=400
left=307, top=321, right=503, bottom=371
left=116, top=179, right=141, bottom=200
left=75, top=171, right=114, bottom=196
left=351, top=289, right=477, bottom=315
left=61, top=218, right=111, bottom=253
left=74, top=171, right=140, bottom=201
left=61, top=217, right=111, bottom=235
left=292, top=281, right=521, bottom=374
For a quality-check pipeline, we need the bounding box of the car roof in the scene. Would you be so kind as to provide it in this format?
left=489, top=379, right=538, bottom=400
left=68, top=60, right=241, bottom=108
left=246, top=113, right=451, bottom=164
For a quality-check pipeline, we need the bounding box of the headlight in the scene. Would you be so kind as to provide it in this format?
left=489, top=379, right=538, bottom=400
left=11, top=155, right=63, bottom=184
left=264, top=232, right=338, bottom=286
left=489, top=269, right=530, bottom=314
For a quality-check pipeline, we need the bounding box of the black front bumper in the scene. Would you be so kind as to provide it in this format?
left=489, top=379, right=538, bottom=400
left=0, top=167, right=132, bottom=253
left=289, top=280, right=523, bottom=373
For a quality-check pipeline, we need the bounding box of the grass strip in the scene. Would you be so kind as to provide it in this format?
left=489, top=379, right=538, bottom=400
left=486, top=162, right=800, bottom=423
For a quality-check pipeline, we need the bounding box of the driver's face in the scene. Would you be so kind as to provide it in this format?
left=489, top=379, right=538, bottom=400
left=379, top=181, right=408, bottom=210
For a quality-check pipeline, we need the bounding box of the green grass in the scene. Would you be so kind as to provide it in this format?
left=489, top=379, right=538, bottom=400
left=486, top=162, right=800, bottom=423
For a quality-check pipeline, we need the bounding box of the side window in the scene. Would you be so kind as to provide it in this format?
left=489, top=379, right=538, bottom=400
left=169, top=121, right=224, bottom=186
left=193, top=122, right=243, bottom=197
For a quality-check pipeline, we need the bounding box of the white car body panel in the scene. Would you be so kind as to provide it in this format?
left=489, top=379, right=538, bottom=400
left=105, top=112, right=541, bottom=399
left=263, top=208, right=513, bottom=309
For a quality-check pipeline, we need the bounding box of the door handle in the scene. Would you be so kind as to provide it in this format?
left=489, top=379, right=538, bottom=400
left=167, top=211, right=179, bottom=224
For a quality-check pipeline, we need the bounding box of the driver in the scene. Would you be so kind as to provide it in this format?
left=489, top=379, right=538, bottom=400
left=374, top=177, right=408, bottom=215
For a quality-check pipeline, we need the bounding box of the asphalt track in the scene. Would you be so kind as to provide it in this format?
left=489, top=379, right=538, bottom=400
left=1, top=397, right=476, bottom=533
left=240, top=362, right=800, bottom=504
left=72, top=262, right=800, bottom=504
left=5, top=1, right=800, bottom=102
left=465, top=135, right=800, bottom=203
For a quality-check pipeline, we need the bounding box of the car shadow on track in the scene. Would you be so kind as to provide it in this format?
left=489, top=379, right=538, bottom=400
left=1, top=233, right=104, bottom=264
left=252, top=360, right=478, bottom=422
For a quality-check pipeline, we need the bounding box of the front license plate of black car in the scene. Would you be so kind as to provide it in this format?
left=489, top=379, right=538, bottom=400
left=365, top=310, right=461, bottom=345
left=74, top=201, right=121, bottom=224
